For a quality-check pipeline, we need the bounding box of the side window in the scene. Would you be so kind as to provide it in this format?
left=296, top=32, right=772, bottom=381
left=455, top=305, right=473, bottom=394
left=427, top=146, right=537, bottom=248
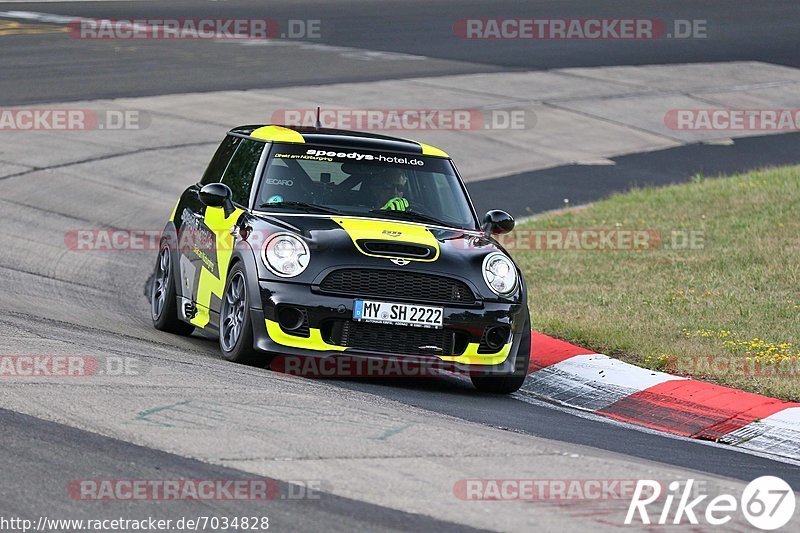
left=200, top=135, right=241, bottom=185
left=221, top=139, right=265, bottom=206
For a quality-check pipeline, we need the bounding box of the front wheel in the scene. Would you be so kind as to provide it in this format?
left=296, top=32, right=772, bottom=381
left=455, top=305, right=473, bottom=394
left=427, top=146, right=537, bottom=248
left=219, top=263, right=260, bottom=365
left=151, top=243, right=194, bottom=336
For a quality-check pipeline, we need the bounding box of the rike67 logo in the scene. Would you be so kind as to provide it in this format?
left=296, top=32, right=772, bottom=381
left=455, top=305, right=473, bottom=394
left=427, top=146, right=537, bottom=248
left=626, top=476, right=795, bottom=530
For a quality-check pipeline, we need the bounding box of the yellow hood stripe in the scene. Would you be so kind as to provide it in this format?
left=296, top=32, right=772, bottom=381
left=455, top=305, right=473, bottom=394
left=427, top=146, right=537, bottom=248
left=333, top=217, right=440, bottom=262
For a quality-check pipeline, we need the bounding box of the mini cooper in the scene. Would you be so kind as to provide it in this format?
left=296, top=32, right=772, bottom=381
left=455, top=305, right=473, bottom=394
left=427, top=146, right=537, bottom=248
left=151, top=125, right=531, bottom=393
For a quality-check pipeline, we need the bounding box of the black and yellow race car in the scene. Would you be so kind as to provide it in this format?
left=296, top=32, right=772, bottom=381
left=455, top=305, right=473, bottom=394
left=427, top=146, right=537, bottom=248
left=151, top=125, right=530, bottom=393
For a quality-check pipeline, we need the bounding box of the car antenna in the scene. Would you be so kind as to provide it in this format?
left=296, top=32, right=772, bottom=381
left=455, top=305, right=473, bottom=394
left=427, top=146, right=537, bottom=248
left=315, top=106, right=321, bottom=130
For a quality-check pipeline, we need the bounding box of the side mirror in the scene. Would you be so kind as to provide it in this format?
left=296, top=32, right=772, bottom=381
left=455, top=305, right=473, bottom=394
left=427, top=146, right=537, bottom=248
left=199, top=183, right=235, bottom=216
left=482, top=210, right=515, bottom=235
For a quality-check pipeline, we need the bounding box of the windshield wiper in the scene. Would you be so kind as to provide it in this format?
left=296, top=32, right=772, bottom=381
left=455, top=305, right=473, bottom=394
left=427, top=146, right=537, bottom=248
left=369, top=208, right=451, bottom=228
left=258, top=201, right=341, bottom=215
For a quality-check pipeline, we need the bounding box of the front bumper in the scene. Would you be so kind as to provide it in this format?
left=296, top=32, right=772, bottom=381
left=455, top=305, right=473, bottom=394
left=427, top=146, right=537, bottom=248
left=250, top=279, right=528, bottom=374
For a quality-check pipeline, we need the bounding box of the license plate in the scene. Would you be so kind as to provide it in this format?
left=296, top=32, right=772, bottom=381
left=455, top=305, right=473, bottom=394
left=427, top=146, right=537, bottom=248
left=353, top=299, right=443, bottom=329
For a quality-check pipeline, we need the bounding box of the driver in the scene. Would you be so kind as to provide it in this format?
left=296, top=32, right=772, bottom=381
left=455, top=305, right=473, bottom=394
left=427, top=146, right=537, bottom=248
left=366, top=168, right=409, bottom=211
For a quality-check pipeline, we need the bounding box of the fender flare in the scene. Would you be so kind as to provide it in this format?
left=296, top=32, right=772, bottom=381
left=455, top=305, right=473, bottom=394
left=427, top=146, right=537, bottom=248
left=228, top=240, right=270, bottom=351
left=158, top=221, right=185, bottom=300
left=229, top=239, right=264, bottom=312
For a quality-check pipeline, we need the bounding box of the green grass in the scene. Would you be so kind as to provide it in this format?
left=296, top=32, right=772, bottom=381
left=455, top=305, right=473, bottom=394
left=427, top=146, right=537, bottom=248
left=512, top=166, right=800, bottom=400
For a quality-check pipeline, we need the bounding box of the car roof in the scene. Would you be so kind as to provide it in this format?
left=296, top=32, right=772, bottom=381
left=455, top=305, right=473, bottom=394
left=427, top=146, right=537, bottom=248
left=229, top=124, right=449, bottom=158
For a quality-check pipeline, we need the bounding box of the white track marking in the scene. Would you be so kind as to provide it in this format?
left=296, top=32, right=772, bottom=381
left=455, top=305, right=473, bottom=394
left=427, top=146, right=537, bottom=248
left=721, top=407, right=800, bottom=460
left=513, top=388, right=800, bottom=467
left=523, top=353, right=685, bottom=411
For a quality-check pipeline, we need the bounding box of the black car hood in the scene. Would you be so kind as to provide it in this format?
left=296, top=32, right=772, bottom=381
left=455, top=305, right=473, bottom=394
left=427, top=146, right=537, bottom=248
left=245, top=212, right=517, bottom=302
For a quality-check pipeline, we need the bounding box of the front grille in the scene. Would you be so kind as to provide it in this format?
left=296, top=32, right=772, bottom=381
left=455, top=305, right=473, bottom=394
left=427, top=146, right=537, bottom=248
left=319, top=269, right=476, bottom=305
left=324, top=320, right=468, bottom=356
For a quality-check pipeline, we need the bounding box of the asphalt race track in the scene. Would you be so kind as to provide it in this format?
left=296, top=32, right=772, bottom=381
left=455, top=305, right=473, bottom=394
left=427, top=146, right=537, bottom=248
left=2, top=0, right=800, bottom=104
left=1, top=1, right=799, bottom=531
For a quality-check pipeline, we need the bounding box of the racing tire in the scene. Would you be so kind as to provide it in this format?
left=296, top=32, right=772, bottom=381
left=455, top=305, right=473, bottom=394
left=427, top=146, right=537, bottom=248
left=151, top=242, right=195, bottom=336
left=219, top=263, right=260, bottom=365
left=471, top=316, right=531, bottom=394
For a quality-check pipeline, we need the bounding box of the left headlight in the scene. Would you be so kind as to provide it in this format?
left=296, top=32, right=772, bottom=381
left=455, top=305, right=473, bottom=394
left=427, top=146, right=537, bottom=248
left=262, top=232, right=310, bottom=277
left=482, top=252, right=518, bottom=296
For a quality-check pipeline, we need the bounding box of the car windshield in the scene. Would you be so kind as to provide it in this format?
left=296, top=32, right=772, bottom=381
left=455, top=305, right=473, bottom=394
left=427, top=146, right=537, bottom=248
left=255, top=143, right=478, bottom=230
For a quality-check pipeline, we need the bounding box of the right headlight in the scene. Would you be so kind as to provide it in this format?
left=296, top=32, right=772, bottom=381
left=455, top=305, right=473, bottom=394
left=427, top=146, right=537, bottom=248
left=262, top=233, right=310, bottom=277
left=482, top=252, right=518, bottom=296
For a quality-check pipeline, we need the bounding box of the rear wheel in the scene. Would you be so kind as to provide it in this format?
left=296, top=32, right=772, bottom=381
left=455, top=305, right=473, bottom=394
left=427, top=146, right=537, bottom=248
left=151, top=243, right=194, bottom=336
left=471, top=317, right=531, bottom=394
left=219, top=263, right=259, bottom=365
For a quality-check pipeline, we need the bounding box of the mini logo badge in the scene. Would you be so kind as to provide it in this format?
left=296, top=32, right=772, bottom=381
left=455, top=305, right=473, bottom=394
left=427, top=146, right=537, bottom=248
left=418, top=345, right=443, bottom=352
left=382, top=230, right=402, bottom=238
left=390, top=258, right=410, bottom=266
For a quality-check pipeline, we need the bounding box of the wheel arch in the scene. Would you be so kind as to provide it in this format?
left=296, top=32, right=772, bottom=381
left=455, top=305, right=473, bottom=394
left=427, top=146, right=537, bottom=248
left=158, top=221, right=186, bottom=301
left=228, top=242, right=264, bottom=312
